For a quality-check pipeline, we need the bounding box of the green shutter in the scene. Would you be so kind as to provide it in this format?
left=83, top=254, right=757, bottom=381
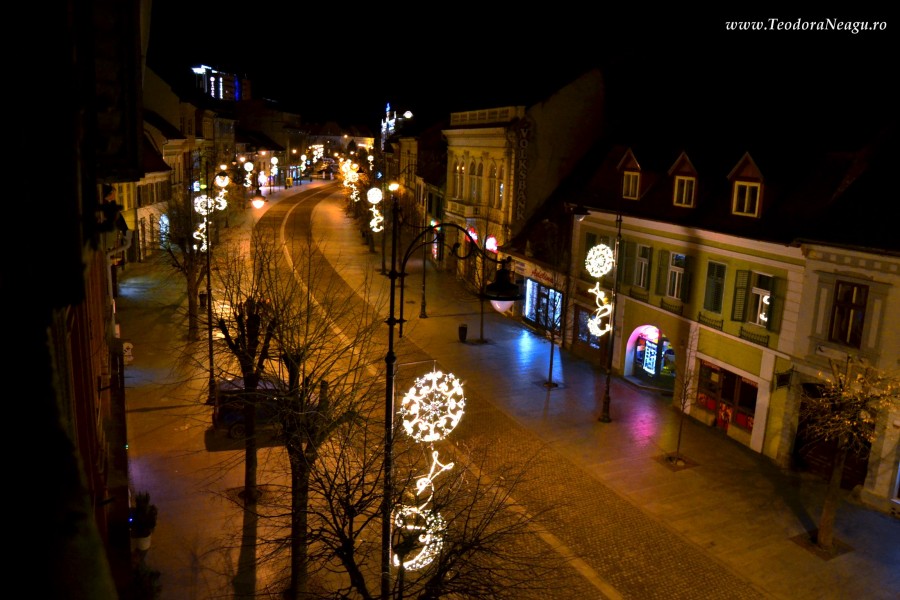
left=656, top=250, right=669, bottom=295
left=732, top=270, right=750, bottom=321
left=766, top=276, right=784, bottom=332
left=681, top=255, right=695, bottom=302
left=620, top=241, right=635, bottom=285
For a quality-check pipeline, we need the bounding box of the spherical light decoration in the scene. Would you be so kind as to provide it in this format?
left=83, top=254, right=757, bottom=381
left=391, top=505, right=446, bottom=571
left=193, top=195, right=215, bottom=216
left=399, top=370, right=466, bottom=443
left=244, top=162, right=254, bottom=173
left=367, top=188, right=383, bottom=204
left=215, top=171, right=230, bottom=188
left=585, top=244, right=614, bottom=278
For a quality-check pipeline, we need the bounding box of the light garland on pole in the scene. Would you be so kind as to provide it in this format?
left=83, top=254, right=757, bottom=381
left=585, top=243, right=614, bottom=338
left=393, top=369, right=466, bottom=571
left=367, top=187, right=384, bottom=232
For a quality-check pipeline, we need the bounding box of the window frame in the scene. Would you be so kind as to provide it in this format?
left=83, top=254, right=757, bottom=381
left=623, top=171, right=640, bottom=199
left=732, top=181, right=761, bottom=216
left=703, top=261, right=726, bottom=313
left=666, top=253, right=686, bottom=299
left=828, top=280, right=869, bottom=348
left=673, top=175, right=696, bottom=207
left=635, top=244, right=651, bottom=289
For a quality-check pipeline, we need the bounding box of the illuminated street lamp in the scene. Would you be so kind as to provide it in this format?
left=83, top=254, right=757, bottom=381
left=583, top=213, right=622, bottom=423
left=193, top=166, right=229, bottom=404
left=380, top=195, right=522, bottom=598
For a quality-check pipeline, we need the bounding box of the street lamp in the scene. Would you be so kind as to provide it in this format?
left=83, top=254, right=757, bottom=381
left=598, top=213, right=623, bottom=422
left=269, top=156, right=278, bottom=193
left=380, top=194, right=522, bottom=599
left=193, top=166, right=229, bottom=404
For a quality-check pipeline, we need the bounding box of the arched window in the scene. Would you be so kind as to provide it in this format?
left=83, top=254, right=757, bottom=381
left=469, top=161, right=477, bottom=201
left=488, top=165, right=497, bottom=208
left=475, top=163, right=484, bottom=204
left=498, top=167, right=505, bottom=209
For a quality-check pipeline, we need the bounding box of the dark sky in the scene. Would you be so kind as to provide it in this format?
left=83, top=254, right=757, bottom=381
left=146, top=5, right=896, bottom=137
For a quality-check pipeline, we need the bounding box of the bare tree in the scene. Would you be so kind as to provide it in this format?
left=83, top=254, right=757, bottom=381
left=797, top=359, right=900, bottom=553
left=667, top=325, right=700, bottom=466
left=214, top=220, right=385, bottom=598
left=308, top=431, right=576, bottom=600
left=160, top=179, right=207, bottom=341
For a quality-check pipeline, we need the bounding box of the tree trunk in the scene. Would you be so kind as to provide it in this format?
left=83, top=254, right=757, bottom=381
left=289, top=455, right=311, bottom=599
left=243, top=400, right=259, bottom=502
left=815, top=442, right=848, bottom=551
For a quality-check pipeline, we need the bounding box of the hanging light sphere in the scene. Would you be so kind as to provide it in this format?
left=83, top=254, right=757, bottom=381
left=215, top=171, right=230, bottom=188
left=367, top=188, right=383, bottom=204
left=585, top=244, right=614, bottom=278
left=243, top=162, right=254, bottom=173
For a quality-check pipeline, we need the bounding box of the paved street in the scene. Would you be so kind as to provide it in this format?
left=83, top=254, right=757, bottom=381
left=119, top=181, right=900, bottom=599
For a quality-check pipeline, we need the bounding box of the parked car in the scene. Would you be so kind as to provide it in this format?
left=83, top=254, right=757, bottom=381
left=212, top=378, right=282, bottom=439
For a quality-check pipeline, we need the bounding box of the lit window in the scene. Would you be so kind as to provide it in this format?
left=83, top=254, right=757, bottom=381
left=732, top=182, right=761, bottom=216
left=623, top=171, right=640, bottom=199
left=673, top=176, right=696, bottom=207
left=749, top=273, right=772, bottom=326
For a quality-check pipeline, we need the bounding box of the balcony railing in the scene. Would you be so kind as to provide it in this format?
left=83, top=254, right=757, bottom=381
left=627, top=286, right=649, bottom=303
left=698, top=312, right=724, bottom=331
left=660, top=297, right=684, bottom=316
left=739, top=325, right=770, bottom=348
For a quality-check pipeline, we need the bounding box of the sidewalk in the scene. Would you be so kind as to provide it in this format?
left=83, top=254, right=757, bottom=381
left=119, top=182, right=900, bottom=599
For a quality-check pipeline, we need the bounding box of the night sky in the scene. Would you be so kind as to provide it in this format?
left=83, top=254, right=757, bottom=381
left=146, top=5, right=896, bottom=137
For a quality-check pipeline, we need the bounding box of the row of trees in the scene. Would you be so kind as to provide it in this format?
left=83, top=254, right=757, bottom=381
left=161, top=182, right=575, bottom=599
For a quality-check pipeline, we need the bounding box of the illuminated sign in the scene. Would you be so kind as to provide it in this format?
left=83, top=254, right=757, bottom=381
left=643, top=339, right=658, bottom=375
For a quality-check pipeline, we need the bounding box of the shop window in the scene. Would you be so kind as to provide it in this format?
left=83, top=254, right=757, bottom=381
left=696, top=360, right=757, bottom=432
left=575, top=305, right=603, bottom=350
left=523, top=279, right=563, bottom=334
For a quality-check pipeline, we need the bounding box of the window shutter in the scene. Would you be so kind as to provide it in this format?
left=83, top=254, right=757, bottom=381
left=766, top=276, right=784, bottom=332
left=621, top=241, right=635, bottom=285
left=681, top=255, right=694, bottom=303
left=656, top=250, right=669, bottom=295
left=732, top=270, right=750, bottom=321
left=645, top=246, right=653, bottom=290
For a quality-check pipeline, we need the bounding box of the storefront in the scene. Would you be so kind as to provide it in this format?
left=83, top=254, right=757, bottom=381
left=631, top=328, right=676, bottom=391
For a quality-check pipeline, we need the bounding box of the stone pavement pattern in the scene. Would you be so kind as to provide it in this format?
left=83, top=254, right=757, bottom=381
left=119, top=182, right=900, bottom=599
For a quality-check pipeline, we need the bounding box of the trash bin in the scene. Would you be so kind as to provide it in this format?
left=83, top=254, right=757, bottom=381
left=458, top=323, right=468, bottom=343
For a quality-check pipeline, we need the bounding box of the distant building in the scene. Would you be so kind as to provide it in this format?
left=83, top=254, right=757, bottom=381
left=191, top=64, right=252, bottom=101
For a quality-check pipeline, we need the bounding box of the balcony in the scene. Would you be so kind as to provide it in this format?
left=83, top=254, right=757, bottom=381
left=660, top=297, right=684, bottom=316
left=698, top=312, right=724, bottom=331
left=739, top=325, right=770, bottom=348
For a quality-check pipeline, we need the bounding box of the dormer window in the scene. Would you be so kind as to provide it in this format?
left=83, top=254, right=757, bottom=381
left=732, top=181, right=761, bottom=217
left=673, top=176, right=696, bottom=207
left=623, top=171, right=640, bottom=199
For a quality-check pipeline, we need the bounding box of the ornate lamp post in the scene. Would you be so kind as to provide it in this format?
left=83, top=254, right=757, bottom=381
left=380, top=195, right=522, bottom=599
left=193, top=166, right=229, bottom=404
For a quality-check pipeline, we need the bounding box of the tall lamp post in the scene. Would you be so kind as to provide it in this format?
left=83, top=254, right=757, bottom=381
left=194, top=166, right=229, bottom=404
left=380, top=194, right=522, bottom=599
left=599, top=213, right=622, bottom=423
